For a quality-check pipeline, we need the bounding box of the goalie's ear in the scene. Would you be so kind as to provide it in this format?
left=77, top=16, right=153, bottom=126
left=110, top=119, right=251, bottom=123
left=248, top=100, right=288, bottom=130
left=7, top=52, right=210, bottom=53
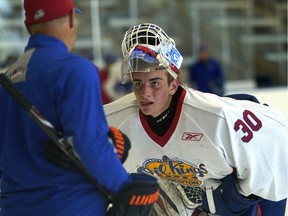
left=108, top=126, right=131, bottom=164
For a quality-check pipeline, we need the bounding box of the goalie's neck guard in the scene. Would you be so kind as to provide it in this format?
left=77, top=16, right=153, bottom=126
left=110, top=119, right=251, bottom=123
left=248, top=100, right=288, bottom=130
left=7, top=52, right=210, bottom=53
left=121, top=23, right=183, bottom=84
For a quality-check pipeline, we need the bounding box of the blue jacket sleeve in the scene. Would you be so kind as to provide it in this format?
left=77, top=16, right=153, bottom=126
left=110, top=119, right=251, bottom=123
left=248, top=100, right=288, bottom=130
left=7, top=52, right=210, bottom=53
left=55, top=57, right=130, bottom=194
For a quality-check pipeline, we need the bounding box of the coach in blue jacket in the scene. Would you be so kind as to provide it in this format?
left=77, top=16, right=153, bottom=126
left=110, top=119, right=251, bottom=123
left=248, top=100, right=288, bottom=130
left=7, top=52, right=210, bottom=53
left=0, top=0, right=132, bottom=215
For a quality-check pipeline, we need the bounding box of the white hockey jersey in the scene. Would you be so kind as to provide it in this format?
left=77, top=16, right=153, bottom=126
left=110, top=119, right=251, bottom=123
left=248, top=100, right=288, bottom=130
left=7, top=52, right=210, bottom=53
left=104, top=86, right=288, bottom=203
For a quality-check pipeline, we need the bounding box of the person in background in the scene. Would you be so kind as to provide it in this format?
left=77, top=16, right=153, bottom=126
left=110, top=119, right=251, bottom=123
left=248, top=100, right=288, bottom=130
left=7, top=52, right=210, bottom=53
left=103, top=55, right=133, bottom=101
left=188, top=45, right=225, bottom=96
left=0, top=1, right=158, bottom=215
left=99, top=55, right=119, bottom=104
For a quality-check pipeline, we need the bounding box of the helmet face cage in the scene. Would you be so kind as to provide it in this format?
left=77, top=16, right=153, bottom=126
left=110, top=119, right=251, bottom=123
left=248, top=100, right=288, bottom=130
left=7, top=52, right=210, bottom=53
left=121, top=23, right=170, bottom=57
left=121, top=23, right=183, bottom=83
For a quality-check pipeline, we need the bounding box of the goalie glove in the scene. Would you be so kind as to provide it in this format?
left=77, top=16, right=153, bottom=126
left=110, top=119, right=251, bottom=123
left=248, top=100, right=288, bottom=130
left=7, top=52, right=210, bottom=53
left=172, top=182, right=203, bottom=210
left=108, top=126, right=131, bottom=163
left=107, top=173, right=160, bottom=216
left=152, top=176, right=198, bottom=216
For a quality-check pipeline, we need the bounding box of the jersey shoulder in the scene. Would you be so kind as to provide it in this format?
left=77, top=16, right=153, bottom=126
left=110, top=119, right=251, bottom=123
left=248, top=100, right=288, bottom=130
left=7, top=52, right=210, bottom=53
left=182, top=86, right=287, bottom=126
left=183, top=87, right=227, bottom=118
left=104, top=92, right=138, bottom=116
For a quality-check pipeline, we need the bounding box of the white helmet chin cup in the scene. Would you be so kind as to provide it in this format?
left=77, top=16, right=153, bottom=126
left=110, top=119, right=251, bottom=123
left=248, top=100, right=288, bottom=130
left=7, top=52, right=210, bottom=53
left=121, top=23, right=183, bottom=84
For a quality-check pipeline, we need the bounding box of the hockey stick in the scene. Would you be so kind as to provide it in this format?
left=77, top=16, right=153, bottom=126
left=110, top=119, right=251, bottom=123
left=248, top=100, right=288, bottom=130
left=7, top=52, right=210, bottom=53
left=0, top=72, right=114, bottom=201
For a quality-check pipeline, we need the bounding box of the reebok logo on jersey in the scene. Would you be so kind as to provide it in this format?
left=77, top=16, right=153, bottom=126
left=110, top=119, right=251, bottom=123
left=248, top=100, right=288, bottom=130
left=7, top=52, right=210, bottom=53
left=182, top=132, right=203, bottom=141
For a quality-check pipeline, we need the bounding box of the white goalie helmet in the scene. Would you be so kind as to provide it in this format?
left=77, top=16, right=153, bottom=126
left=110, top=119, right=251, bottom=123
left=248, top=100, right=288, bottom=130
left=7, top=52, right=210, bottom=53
left=121, top=23, right=183, bottom=83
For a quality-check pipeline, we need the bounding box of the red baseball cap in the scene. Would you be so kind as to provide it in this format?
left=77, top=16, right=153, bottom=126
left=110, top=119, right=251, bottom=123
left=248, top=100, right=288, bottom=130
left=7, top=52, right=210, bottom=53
left=24, top=0, right=81, bottom=25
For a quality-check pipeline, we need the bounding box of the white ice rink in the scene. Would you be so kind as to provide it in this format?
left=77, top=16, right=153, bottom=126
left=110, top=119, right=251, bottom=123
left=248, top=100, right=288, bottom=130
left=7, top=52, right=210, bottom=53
left=226, top=81, right=288, bottom=120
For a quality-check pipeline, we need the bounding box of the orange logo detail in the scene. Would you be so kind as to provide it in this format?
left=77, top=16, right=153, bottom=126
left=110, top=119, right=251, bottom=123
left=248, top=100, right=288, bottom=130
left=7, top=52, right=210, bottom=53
left=129, top=190, right=159, bottom=206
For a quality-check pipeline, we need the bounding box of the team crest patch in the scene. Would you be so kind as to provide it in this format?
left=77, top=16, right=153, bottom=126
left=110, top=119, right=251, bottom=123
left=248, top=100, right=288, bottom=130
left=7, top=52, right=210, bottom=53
left=137, top=155, right=207, bottom=187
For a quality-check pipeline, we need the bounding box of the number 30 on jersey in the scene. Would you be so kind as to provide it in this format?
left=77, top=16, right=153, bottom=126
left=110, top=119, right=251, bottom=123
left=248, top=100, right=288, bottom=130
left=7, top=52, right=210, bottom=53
left=234, top=110, right=262, bottom=143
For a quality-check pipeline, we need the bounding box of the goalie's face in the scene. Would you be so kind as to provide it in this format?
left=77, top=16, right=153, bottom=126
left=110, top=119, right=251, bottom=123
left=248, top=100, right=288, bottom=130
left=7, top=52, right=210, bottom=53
left=132, top=70, right=178, bottom=117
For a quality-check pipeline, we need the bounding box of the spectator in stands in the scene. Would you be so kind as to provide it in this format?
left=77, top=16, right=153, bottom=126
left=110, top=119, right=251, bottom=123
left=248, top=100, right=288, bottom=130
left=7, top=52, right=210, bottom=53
left=98, top=55, right=117, bottom=104
left=188, top=45, right=225, bottom=96
left=103, top=55, right=133, bottom=101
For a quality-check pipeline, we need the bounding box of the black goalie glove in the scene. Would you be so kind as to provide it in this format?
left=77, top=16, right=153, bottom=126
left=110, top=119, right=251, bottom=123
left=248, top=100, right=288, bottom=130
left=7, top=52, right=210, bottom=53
left=107, top=173, right=160, bottom=216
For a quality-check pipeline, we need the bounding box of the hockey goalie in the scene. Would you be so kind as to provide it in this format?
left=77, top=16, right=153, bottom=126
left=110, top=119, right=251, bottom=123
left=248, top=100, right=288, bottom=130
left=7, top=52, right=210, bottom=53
left=104, top=22, right=288, bottom=216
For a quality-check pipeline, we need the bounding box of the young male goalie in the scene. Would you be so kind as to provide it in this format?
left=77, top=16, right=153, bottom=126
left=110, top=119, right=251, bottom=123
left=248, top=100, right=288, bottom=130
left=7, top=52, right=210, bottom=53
left=104, top=22, right=288, bottom=216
